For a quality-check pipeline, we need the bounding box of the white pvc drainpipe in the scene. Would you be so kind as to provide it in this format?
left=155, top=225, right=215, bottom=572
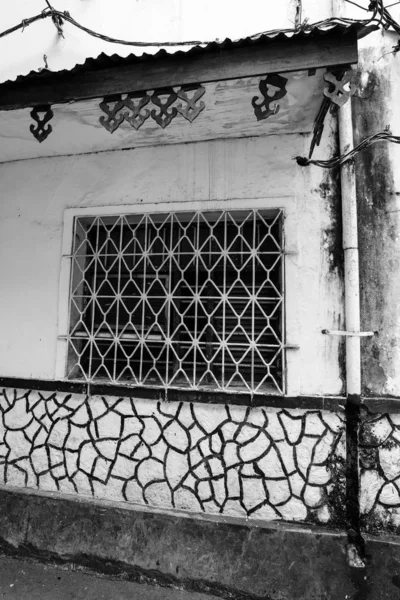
left=338, top=99, right=361, bottom=399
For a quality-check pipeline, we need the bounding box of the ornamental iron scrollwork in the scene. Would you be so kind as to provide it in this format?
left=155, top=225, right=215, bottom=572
left=323, top=68, right=355, bottom=107
left=98, top=85, right=206, bottom=133
left=99, top=95, right=125, bottom=133
left=252, top=74, right=288, bottom=121
left=123, top=92, right=151, bottom=130
left=30, top=105, right=54, bottom=142
left=176, top=85, right=206, bottom=122
left=150, top=88, right=178, bottom=128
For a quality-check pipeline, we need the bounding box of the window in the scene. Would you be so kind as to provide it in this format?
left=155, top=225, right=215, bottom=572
left=65, top=209, right=284, bottom=394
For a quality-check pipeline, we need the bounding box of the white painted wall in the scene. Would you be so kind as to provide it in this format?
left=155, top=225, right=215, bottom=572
left=0, top=131, right=344, bottom=396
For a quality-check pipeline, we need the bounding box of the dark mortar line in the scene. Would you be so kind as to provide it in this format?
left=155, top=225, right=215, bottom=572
left=0, top=538, right=275, bottom=600
left=346, top=393, right=365, bottom=558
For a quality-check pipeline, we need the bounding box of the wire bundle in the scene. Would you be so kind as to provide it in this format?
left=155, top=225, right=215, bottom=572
left=296, top=131, right=400, bottom=168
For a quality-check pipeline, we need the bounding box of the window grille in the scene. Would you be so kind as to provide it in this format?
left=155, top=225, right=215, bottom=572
left=66, top=209, right=284, bottom=394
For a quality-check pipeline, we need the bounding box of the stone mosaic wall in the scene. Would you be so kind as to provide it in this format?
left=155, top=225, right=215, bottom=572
left=360, top=411, right=400, bottom=531
left=0, top=388, right=345, bottom=524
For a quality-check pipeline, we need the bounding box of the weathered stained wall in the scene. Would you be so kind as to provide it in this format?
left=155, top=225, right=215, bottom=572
left=353, top=31, right=400, bottom=398
left=0, top=387, right=346, bottom=525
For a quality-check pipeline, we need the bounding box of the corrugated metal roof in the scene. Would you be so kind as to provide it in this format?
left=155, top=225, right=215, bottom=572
left=5, top=20, right=376, bottom=85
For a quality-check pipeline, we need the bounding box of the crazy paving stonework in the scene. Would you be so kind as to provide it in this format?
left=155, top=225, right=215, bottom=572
left=0, top=388, right=345, bottom=523
left=360, top=410, right=400, bottom=531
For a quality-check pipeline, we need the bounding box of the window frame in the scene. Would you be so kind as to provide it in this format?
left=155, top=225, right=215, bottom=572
left=56, top=197, right=299, bottom=397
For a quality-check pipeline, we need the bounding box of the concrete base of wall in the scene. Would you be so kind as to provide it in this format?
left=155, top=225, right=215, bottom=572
left=0, top=487, right=400, bottom=600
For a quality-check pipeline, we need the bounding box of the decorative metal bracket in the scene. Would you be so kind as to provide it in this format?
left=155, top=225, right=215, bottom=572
left=323, top=68, right=355, bottom=107
left=176, top=86, right=205, bottom=122
left=99, top=84, right=206, bottom=133
left=252, top=74, right=288, bottom=121
left=99, top=95, right=125, bottom=133
left=123, top=92, right=151, bottom=130
left=151, top=88, right=178, bottom=128
left=30, top=105, right=54, bottom=142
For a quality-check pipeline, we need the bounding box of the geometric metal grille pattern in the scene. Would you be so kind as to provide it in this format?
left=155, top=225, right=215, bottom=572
left=67, top=210, right=284, bottom=394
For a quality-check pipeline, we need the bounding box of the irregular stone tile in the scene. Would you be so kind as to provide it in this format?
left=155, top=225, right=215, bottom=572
left=192, top=404, right=227, bottom=433
left=165, top=449, right=189, bottom=489
left=92, top=457, right=113, bottom=483
left=48, top=419, right=69, bottom=449
left=321, top=411, right=344, bottom=434
left=31, top=446, right=50, bottom=475
left=303, top=485, right=324, bottom=508
left=252, top=503, right=280, bottom=521
left=5, top=430, right=31, bottom=461
left=313, top=430, right=336, bottom=465
left=6, top=465, right=27, bottom=487
left=131, top=441, right=150, bottom=461
left=38, top=472, right=58, bottom=492
left=279, top=412, right=303, bottom=445
left=265, top=411, right=285, bottom=441
left=360, top=416, right=393, bottom=447
left=389, top=414, right=400, bottom=427
left=23, top=420, right=41, bottom=442
left=221, top=422, right=238, bottom=442
left=65, top=450, right=78, bottom=479
left=211, top=432, right=222, bottom=455
left=141, top=417, right=162, bottom=445
left=188, top=424, right=205, bottom=449
left=151, top=439, right=168, bottom=462
left=66, top=424, right=88, bottom=451
left=278, top=497, right=308, bottom=521
left=276, top=441, right=296, bottom=475
left=223, top=441, right=240, bottom=468
left=317, top=504, right=331, bottom=523
left=95, top=439, right=119, bottom=461
left=174, top=487, right=202, bottom=512
left=220, top=499, right=247, bottom=517
left=304, top=412, right=326, bottom=436
left=96, top=411, right=122, bottom=439
left=124, top=480, right=144, bottom=503
left=295, top=436, right=319, bottom=476
left=199, top=437, right=212, bottom=457
left=0, top=443, right=9, bottom=458
left=379, top=444, right=400, bottom=481
left=265, top=479, right=291, bottom=506
left=198, top=480, right=212, bottom=501
left=163, top=420, right=189, bottom=453
left=236, top=424, right=260, bottom=445
left=112, top=455, right=136, bottom=479
left=51, top=464, right=67, bottom=480
left=89, top=397, right=109, bottom=419
left=113, top=399, right=134, bottom=416
left=123, top=417, right=143, bottom=438
left=227, top=468, right=240, bottom=498
left=145, top=481, right=172, bottom=507
left=226, top=405, right=248, bottom=424
left=49, top=447, right=64, bottom=467
left=136, top=458, right=164, bottom=487
left=239, top=431, right=271, bottom=463
left=72, top=471, right=93, bottom=495
left=79, top=442, right=98, bottom=475
left=241, top=477, right=266, bottom=511
left=289, top=472, right=306, bottom=496
left=71, top=403, right=90, bottom=426
left=379, top=482, right=400, bottom=506
left=308, top=465, right=331, bottom=485
left=212, top=478, right=226, bottom=506
left=360, top=470, right=385, bottom=514
left=4, top=398, right=33, bottom=430
left=246, top=407, right=267, bottom=428
left=257, top=445, right=285, bottom=478
left=207, top=457, right=224, bottom=478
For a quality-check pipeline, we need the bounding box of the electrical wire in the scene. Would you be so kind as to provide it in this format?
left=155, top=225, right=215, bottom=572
left=295, top=131, right=400, bottom=168
left=0, top=8, right=382, bottom=48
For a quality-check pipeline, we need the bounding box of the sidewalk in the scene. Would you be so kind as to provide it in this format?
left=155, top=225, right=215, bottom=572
left=0, top=555, right=218, bottom=600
